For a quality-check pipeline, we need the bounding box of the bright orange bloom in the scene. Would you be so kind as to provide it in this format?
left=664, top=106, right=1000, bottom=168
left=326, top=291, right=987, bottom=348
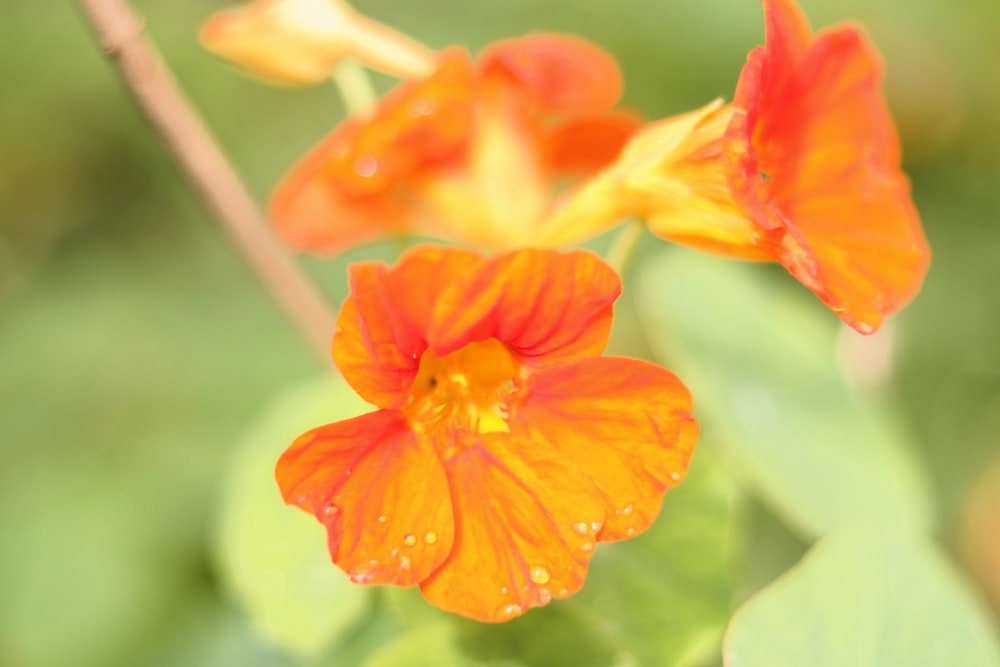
left=545, top=0, right=930, bottom=333
left=270, top=34, right=640, bottom=254
left=276, top=247, right=697, bottom=622
left=199, top=0, right=435, bottom=85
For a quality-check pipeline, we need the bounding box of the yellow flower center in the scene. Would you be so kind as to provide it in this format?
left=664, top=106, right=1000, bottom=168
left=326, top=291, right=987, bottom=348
left=405, top=339, right=519, bottom=454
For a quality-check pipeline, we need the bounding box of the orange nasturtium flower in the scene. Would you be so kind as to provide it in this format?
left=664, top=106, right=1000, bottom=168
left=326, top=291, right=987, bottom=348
left=199, top=0, right=435, bottom=85
left=276, top=246, right=697, bottom=622
left=544, top=0, right=930, bottom=334
left=270, top=34, right=640, bottom=254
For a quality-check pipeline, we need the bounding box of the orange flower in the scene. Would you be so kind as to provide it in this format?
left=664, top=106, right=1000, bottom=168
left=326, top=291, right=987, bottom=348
left=270, top=34, right=640, bottom=254
left=199, top=0, right=434, bottom=85
left=276, top=246, right=697, bottom=622
left=546, top=0, right=930, bottom=333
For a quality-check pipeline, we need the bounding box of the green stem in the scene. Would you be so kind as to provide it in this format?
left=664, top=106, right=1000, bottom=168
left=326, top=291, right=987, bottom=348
left=606, top=220, right=645, bottom=277
left=333, top=59, right=378, bottom=117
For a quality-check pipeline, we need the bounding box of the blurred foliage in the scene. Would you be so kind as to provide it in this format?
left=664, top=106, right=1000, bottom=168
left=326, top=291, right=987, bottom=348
left=2, top=0, right=1000, bottom=665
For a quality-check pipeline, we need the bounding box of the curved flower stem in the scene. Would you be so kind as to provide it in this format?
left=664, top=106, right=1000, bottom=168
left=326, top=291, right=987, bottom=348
left=606, top=219, right=646, bottom=278
left=77, top=0, right=336, bottom=361
left=332, top=59, right=378, bottom=117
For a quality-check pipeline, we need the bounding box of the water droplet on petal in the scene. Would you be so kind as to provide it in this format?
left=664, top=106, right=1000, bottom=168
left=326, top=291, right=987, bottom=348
left=669, top=471, right=682, bottom=481
left=354, top=156, right=377, bottom=178
left=557, top=587, right=569, bottom=596
left=529, top=566, right=551, bottom=585
left=500, top=586, right=509, bottom=595
left=424, top=531, right=438, bottom=544
left=377, top=514, right=387, bottom=524
left=538, top=588, right=552, bottom=604
left=581, top=543, right=594, bottom=553
left=591, top=521, right=603, bottom=532
left=321, top=504, right=339, bottom=516
left=399, top=556, right=411, bottom=570
left=572, top=522, right=590, bottom=535
left=626, top=527, right=637, bottom=536
left=616, top=504, right=634, bottom=517
left=402, top=534, right=417, bottom=547
left=497, top=603, right=522, bottom=618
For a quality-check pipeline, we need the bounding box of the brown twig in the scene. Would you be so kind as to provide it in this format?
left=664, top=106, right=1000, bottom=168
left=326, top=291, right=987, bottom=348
left=77, top=0, right=335, bottom=360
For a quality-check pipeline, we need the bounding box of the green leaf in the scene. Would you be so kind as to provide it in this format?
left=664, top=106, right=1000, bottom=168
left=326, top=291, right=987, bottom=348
left=361, top=622, right=478, bottom=667
left=635, top=249, right=934, bottom=538
left=568, top=450, right=736, bottom=667
left=215, top=374, right=373, bottom=655
left=724, top=525, right=1000, bottom=667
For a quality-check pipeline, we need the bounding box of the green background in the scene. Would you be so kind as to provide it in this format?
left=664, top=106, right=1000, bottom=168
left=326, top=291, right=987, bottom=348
left=2, top=0, right=999, bottom=665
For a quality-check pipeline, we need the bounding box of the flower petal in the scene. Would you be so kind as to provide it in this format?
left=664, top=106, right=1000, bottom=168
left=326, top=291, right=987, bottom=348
left=419, top=432, right=604, bottom=622
left=276, top=410, right=454, bottom=587
left=199, top=0, right=434, bottom=85
left=429, top=249, right=620, bottom=366
left=510, top=356, right=697, bottom=541
left=479, top=34, right=624, bottom=115
left=544, top=110, right=642, bottom=175
left=726, top=0, right=929, bottom=332
left=269, top=49, right=476, bottom=254
left=333, top=248, right=485, bottom=408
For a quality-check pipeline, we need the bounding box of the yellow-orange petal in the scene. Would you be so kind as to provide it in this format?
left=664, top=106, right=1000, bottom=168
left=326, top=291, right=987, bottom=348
left=418, top=432, right=604, bottom=622
left=538, top=100, right=774, bottom=257
left=199, top=0, right=434, bottom=85
left=276, top=410, right=454, bottom=586
left=509, top=356, right=697, bottom=541
left=725, top=0, right=930, bottom=332
left=478, top=34, right=624, bottom=115
left=333, top=248, right=485, bottom=408
left=429, top=249, right=620, bottom=366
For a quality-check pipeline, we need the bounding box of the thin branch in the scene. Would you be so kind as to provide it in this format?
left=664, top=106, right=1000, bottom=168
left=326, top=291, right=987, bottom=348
left=77, top=0, right=336, bottom=360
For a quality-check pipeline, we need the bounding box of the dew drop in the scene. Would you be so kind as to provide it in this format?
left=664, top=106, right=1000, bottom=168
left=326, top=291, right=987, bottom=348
left=537, top=588, right=552, bottom=604
left=321, top=504, right=339, bottom=516
left=529, top=566, right=551, bottom=585
left=558, top=587, right=569, bottom=596
left=581, top=543, right=594, bottom=553
left=354, top=155, right=377, bottom=178
left=669, top=471, right=682, bottom=482
left=377, top=514, right=388, bottom=524
left=409, top=97, right=435, bottom=116
left=497, top=603, right=522, bottom=618
left=424, top=531, right=438, bottom=545
left=617, top=503, right=634, bottom=517
left=399, top=555, right=411, bottom=570
left=500, top=586, right=509, bottom=595
left=572, top=521, right=590, bottom=535
left=402, top=534, right=417, bottom=547
left=591, top=521, right=603, bottom=532
left=390, top=547, right=399, bottom=557
left=626, top=527, right=637, bottom=536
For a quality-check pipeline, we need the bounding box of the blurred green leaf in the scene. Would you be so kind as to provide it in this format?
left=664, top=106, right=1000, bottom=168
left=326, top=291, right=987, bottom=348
left=361, top=622, right=478, bottom=667
left=635, top=248, right=934, bottom=538
left=569, top=450, right=736, bottom=667
left=724, top=525, right=1000, bottom=666
left=216, top=374, right=373, bottom=655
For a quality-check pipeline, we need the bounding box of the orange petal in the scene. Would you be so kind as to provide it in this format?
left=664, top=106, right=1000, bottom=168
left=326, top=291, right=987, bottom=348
left=276, top=410, right=454, bottom=587
left=418, top=432, right=604, bottom=622
left=544, top=110, right=642, bottom=175
left=270, top=118, right=413, bottom=254
left=429, top=249, right=620, bottom=366
left=479, top=34, right=624, bottom=115
left=333, top=248, right=485, bottom=408
left=726, top=0, right=930, bottom=332
left=510, top=357, right=698, bottom=541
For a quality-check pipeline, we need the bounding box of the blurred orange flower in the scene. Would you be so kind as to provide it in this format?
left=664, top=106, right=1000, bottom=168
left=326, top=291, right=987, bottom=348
left=276, top=246, right=697, bottom=622
left=199, top=0, right=434, bottom=85
left=270, top=34, right=640, bottom=254
left=546, top=0, right=930, bottom=333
